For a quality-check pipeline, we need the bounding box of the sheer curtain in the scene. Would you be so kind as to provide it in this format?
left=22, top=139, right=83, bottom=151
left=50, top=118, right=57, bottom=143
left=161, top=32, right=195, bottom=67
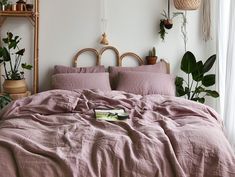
left=217, top=0, right=235, bottom=150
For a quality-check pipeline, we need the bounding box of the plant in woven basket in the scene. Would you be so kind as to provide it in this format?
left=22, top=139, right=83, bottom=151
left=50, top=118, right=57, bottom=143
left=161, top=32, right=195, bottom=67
left=0, top=32, right=32, bottom=80
left=175, top=51, right=219, bottom=103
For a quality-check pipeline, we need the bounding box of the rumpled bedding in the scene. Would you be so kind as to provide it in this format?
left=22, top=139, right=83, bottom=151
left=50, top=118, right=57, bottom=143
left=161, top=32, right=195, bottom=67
left=0, top=89, right=234, bottom=177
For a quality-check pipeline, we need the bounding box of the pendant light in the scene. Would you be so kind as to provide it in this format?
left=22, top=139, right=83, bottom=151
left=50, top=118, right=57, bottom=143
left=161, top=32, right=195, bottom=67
left=173, top=0, right=201, bottom=10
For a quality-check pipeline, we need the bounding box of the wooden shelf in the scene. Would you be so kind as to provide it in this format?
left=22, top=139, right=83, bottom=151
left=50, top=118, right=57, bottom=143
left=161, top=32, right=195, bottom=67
left=0, top=0, right=39, bottom=93
left=0, top=11, right=34, bottom=17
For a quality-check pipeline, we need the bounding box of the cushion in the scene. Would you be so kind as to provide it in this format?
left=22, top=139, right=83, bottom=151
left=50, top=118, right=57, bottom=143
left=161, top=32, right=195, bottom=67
left=54, top=65, right=105, bottom=74
left=51, top=73, right=111, bottom=91
left=116, top=71, right=175, bottom=96
left=108, top=61, right=168, bottom=89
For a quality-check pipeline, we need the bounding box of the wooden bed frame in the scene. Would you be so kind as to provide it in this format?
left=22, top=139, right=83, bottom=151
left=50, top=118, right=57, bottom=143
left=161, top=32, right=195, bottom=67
left=73, top=46, right=170, bottom=74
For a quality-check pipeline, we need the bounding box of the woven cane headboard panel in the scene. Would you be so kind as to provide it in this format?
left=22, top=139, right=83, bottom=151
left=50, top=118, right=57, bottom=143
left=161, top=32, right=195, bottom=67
left=73, top=46, right=170, bottom=73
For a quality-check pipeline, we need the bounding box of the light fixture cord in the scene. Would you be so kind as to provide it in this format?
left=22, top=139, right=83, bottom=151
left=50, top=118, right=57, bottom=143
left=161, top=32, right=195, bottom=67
left=101, top=0, right=108, bottom=33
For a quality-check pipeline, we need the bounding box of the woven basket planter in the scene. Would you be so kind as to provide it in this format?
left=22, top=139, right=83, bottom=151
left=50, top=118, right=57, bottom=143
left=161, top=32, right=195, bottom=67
left=173, top=0, right=201, bottom=10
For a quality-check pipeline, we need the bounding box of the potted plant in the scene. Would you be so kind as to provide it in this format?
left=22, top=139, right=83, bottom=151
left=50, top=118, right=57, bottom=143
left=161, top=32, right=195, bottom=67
left=0, top=32, right=32, bottom=94
left=175, top=51, right=219, bottom=103
left=146, top=47, right=157, bottom=65
left=0, top=0, right=9, bottom=11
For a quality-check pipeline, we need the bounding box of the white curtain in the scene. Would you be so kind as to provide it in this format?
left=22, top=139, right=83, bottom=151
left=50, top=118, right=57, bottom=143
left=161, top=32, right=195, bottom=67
left=217, top=0, right=235, bottom=150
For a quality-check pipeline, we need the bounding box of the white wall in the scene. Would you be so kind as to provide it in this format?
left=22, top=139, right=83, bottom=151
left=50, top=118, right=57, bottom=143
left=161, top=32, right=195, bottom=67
left=0, top=0, right=217, bottom=108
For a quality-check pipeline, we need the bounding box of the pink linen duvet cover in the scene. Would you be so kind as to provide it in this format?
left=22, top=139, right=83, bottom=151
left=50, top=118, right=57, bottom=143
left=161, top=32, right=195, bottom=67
left=0, top=89, right=234, bottom=177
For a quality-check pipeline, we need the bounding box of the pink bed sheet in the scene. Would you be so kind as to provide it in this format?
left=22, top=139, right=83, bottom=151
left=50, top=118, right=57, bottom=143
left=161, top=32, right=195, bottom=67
left=0, top=89, right=234, bottom=177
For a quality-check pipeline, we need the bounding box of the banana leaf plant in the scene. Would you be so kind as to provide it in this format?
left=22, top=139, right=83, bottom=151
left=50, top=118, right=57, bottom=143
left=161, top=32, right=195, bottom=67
left=175, top=51, right=219, bottom=103
left=0, top=32, right=32, bottom=80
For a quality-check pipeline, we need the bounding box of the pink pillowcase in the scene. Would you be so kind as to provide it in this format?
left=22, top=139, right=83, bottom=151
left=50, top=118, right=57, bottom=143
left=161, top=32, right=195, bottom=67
left=116, top=71, right=175, bottom=96
left=51, top=73, right=111, bottom=91
left=54, top=65, right=105, bottom=74
left=108, top=61, right=168, bottom=89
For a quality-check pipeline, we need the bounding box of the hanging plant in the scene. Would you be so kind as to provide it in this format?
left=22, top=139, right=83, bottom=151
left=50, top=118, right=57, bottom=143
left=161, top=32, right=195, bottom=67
left=159, top=10, right=181, bottom=41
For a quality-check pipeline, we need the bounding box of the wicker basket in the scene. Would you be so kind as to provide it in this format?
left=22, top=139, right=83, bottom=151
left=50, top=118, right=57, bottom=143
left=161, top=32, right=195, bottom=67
left=173, top=0, right=201, bottom=10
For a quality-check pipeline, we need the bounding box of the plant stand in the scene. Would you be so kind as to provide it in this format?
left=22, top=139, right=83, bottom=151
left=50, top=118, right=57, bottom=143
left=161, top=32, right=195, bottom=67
left=0, top=0, right=39, bottom=93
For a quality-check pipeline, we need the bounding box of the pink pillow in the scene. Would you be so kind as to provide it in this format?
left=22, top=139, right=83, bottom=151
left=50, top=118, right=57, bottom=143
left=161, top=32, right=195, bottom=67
left=108, top=61, right=168, bottom=89
left=51, top=73, right=111, bottom=91
left=54, top=65, right=105, bottom=74
left=116, top=71, right=175, bottom=96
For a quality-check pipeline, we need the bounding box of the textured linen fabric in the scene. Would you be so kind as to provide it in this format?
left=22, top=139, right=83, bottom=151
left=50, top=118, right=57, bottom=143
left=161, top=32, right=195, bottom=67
left=116, top=71, right=176, bottom=96
left=51, top=73, right=111, bottom=91
left=0, top=89, right=234, bottom=177
left=54, top=65, right=105, bottom=74
left=108, top=61, right=168, bottom=89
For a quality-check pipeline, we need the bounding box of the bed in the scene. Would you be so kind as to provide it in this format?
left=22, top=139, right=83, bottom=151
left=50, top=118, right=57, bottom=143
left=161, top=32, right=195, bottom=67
left=0, top=46, right=234, bottom=177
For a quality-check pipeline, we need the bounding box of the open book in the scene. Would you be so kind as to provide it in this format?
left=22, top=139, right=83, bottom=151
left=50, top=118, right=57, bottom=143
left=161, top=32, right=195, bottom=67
left=94, top=109, right=129, bottom=121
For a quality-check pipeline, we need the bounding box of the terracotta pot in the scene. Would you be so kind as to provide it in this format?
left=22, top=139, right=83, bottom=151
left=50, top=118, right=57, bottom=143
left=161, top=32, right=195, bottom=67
left=16, top=0, right=26, bottom=11
left=3, top=79, right=27, bottom=94
left=163, top=19, right=173, bottom=29
left=146, top=56, right=157, bottom=65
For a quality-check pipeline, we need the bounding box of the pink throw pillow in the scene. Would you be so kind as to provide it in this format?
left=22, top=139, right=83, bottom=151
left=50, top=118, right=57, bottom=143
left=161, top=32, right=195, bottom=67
left=116, top=71, right=175, bottom=96
left=51, top=73, right=111, bottom=91
left=54, top=65, right=105, bottom=74
left=108, top=61, right=168, bottom=89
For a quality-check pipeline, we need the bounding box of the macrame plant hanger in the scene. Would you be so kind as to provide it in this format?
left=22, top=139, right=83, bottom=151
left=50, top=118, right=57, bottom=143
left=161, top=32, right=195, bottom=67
left=172, top=0, right=202, bottom=51
left=202, top=0, right=211, bottom=41
left=100, top=0, right=109, bottom=45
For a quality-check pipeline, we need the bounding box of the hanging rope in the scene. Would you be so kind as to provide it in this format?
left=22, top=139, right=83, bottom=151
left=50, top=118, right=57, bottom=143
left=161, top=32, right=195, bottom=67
left=202, top=0, right=211, bottom=41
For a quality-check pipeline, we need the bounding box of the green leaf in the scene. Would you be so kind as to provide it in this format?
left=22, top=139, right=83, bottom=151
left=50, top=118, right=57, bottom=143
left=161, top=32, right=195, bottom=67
left=176, top=85, right=186, bottom=97
left=181, top=51, right=197, bottom=74
left=195, top=86, right=205, bottom=93
left=198, top=97, right=205, bottom=103
left=2, top=47, right=11, bottom=61
left=202, top=74, right=215, bottom=87
left=21, top=63, right=33, bottom=70
left=0, top=47, right=3, bottom=57
left=191, top=98, right=199, bottom=102
left=2, top=37, right=9, bottom=44
left=7, top=32, right=13, bottom=40
left=185, top=87, right=190, bottom=94
left=203, top=54, right=216, bottom=73
left=175, top=77, right=184, bottom=86
left=16, top=48, right=25, bottom=56
left=205, top=90, right=220, bottom=98
left=192, top=61, right=204, bottom=81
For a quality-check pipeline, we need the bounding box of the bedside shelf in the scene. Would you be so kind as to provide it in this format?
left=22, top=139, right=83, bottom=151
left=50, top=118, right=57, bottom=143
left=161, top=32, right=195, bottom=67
left=0, top=11, right=34, bottom=17
left=0, top=0, right=40, bottom=94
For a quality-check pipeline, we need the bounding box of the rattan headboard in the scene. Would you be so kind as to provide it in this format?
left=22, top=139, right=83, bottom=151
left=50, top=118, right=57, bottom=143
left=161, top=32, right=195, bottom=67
left=73, top=46, right=170, bottom=73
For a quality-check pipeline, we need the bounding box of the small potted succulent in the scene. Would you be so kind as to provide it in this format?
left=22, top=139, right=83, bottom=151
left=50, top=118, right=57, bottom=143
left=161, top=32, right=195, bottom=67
left=0, top=32, right=32, bottom=94
left=146, top=47, right=157, bottom=65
